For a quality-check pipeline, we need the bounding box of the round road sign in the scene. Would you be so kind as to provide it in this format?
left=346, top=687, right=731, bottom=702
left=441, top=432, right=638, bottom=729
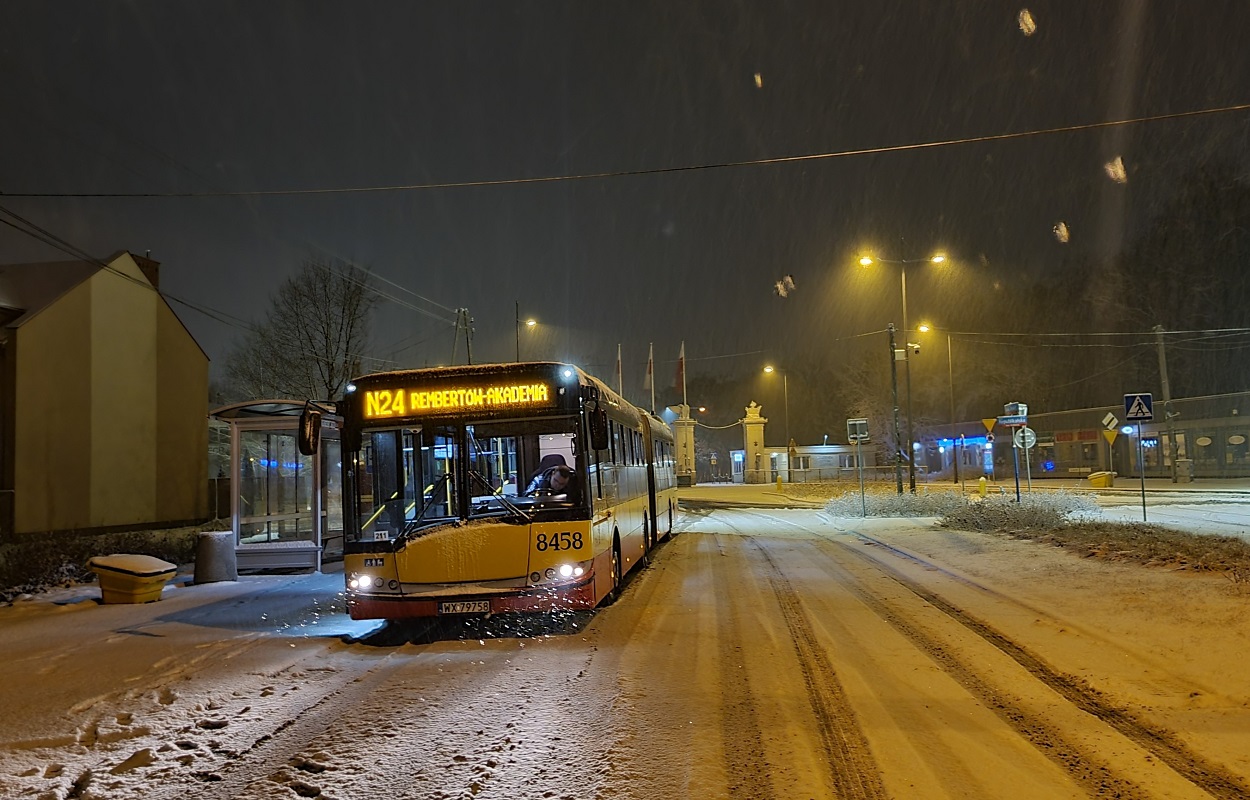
left=1013, top=426, right=1037, bottom=449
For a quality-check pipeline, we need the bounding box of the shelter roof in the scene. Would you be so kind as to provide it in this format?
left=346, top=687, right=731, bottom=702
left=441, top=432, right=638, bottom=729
left=210, top=399, right=338, bottom=421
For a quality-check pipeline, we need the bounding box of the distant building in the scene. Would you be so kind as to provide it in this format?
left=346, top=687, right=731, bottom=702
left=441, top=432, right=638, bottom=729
left=730, top=443, right=877, bottom=484
left=0, top=251, right=208, bottom=539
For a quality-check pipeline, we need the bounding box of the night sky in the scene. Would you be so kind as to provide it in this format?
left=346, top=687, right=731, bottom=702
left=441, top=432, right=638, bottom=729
left=3, top=2, right=1249, bottom=437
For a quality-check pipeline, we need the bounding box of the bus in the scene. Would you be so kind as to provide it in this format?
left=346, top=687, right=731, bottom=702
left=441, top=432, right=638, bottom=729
left=321, top=361, right=678, bottom=620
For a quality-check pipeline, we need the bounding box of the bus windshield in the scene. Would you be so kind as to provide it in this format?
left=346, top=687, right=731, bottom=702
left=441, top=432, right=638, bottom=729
left=350, top=416, right=586, bottom=543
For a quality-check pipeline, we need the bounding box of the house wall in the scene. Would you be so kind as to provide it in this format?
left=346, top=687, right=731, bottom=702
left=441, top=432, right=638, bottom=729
left=11, top=253, right=208, bottom=534
left=156, top=297, right=208, bottom=520
left=90, top=255, right=158, bottom=526
left=14, top=281, right=92, bottom=532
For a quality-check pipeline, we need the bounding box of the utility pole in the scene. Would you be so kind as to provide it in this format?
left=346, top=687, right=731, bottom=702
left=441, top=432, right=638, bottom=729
left=948, top=333, right=959, bottom=485
left=451, top=308, right=475, bottom=365
left=889, top=324, right=904, bottom=495
left=1155, top=324, right=1177, bottom=482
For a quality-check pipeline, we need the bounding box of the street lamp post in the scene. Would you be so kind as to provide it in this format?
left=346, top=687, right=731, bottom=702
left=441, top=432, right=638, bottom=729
left=514, top=302, right=536, bottom=362
left=919, top=324, right=960, bottom=485
left=762, top=365, right=790, bottom=446
left=860, top=253, right=945, bottom=493
left=888, top=324, right=904, bottom=495
left=947, top=333, right=959, bottom=485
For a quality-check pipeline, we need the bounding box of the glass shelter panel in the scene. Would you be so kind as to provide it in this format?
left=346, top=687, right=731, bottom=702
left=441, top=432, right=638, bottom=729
left=238, top=430, right=315, bottom=544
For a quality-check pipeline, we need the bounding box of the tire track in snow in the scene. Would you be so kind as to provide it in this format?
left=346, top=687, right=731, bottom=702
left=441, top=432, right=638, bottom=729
left=714, top=515, right=889, bottom=800
left=742, top=538, right=890, bottom=800
left=708, top=533, right=777, bottom=800
left=748, top=509, right=1250, bottom=800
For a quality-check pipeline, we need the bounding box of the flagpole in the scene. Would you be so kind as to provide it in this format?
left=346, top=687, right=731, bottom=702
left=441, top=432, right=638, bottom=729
left=680, top=341, right=687, bottom=407
left=616, top=343, right=623, bottom=396
left=648, top=342, right=655, bottom=414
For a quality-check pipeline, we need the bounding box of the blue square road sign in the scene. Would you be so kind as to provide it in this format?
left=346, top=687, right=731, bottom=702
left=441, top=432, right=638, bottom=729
left=1124, top=393, right=1153, bottom=422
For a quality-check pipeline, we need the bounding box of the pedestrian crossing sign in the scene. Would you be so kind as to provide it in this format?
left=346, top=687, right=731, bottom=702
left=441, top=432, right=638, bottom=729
left=1124, top=393, right=1153, bottom=422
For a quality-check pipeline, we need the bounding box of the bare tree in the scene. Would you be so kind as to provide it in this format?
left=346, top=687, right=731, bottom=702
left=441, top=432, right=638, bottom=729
left=226, top=257, right=377, bottom=400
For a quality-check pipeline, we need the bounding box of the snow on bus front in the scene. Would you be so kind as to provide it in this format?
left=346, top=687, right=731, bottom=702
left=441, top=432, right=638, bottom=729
left=344, top=516, right=597, bottom=620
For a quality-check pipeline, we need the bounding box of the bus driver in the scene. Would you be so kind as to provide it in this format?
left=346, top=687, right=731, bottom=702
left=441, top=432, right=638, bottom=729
left=526, top=454, right=575, bottom=496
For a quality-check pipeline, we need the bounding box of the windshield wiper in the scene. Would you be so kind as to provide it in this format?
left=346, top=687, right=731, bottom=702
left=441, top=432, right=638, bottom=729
left=469, top=469, right=531, bottom=523
left=399, top=473, right=452, bottom=540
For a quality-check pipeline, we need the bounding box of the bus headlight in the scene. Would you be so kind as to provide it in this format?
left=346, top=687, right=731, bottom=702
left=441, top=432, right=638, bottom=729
left=349, top=574, right=373, bottom=590
left=532, top=563, right=588, bottom=586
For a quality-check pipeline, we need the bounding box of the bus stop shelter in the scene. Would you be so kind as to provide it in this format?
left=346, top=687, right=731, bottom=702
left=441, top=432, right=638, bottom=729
left=209, top=400, right=343, bottom=571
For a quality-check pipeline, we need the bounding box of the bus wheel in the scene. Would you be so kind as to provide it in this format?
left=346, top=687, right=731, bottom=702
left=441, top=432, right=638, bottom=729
left=607, top=537, right=623, bottom=604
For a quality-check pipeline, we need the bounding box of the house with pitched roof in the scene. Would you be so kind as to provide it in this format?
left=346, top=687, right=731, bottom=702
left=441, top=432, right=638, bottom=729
left=0, top=251, right=208, bottom=539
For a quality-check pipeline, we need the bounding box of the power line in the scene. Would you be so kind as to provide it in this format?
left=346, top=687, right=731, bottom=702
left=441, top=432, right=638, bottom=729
left=4, top=103, right=1248, bottom=199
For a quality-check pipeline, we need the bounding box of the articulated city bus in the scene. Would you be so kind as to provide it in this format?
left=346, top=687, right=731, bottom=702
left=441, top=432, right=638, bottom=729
left=328, top=362, right=677, bottom=619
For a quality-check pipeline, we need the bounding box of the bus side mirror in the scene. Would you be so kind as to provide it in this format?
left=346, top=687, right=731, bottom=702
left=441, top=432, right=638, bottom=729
left=337, top=399, right=362, bottom=452
left=298, top=406, right=322, bottom=456
left=589, top=406, right=609, bottom=451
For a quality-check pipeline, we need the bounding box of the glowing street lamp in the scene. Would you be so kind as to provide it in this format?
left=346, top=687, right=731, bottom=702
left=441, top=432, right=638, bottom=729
left=859, top=252, right=948, bottom=492
left=762, top=365, right=790, bottom=446
left=515, top=302, right=538, bottom=361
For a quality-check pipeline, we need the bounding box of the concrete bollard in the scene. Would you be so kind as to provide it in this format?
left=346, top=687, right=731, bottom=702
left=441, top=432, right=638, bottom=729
left=194, top=531, right=238, bottom=584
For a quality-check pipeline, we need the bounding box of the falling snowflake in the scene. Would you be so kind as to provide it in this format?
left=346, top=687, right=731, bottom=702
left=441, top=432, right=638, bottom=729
left=1104, top=156, right=1128, bottom=184
left=1053, top=221, right=1070, bottom=243
left=754, top=72, right=763, bottom=88
left=774, top=274, right=796, bottom=297
left=1018, top=9, right=1037, bottom=35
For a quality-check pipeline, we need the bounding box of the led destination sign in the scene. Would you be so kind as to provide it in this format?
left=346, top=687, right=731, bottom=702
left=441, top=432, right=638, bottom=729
left=363, top=382, right=554, bottom=419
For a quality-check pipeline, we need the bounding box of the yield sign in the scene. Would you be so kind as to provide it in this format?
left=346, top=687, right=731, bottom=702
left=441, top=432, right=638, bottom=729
left=982, top=418, right=997, bottom=432
left=1124, top=393, right=1154, bottom=422
left=1103, top=429, right=1118, bottom=445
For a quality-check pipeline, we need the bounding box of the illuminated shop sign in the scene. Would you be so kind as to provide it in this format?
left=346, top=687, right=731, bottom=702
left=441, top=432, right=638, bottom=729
left=363, top=382, right=554, bottom=419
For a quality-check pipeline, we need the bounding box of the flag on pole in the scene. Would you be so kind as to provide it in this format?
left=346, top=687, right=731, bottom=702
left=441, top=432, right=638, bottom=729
left=676, top=341, right=687, bottom=405
left=645, top=342, right=655, bottom=413
left=614, top=344, right=623, bottom=395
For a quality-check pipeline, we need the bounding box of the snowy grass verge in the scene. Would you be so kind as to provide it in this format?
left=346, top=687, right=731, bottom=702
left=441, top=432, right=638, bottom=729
left=826, top=488, right=972, bottom=518
left=938, top=494, right=1250, bottom=583
left=1, top=524, right=214, bottom=603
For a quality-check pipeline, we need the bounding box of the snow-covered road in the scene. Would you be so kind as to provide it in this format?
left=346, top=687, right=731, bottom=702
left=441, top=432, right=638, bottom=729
left=2, top=506, right=1249, bottom=799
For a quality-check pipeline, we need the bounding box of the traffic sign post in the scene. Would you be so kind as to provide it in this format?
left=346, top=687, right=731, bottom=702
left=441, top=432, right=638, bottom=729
left=1002, top=403, right=1028, bottom=502
left=1124, top=393, right=1153, bottom=521
left=847, top=418, right=869, bottom=517
left=1014, top=426, right=1036, bottom=494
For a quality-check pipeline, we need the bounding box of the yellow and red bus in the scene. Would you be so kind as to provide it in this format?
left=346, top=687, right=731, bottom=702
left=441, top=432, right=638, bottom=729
left=334, top=362, right=677, bottom=619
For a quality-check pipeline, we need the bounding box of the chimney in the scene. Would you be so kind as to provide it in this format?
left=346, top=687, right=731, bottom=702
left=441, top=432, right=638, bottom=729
left=133, top=252, right=160, bottom=290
